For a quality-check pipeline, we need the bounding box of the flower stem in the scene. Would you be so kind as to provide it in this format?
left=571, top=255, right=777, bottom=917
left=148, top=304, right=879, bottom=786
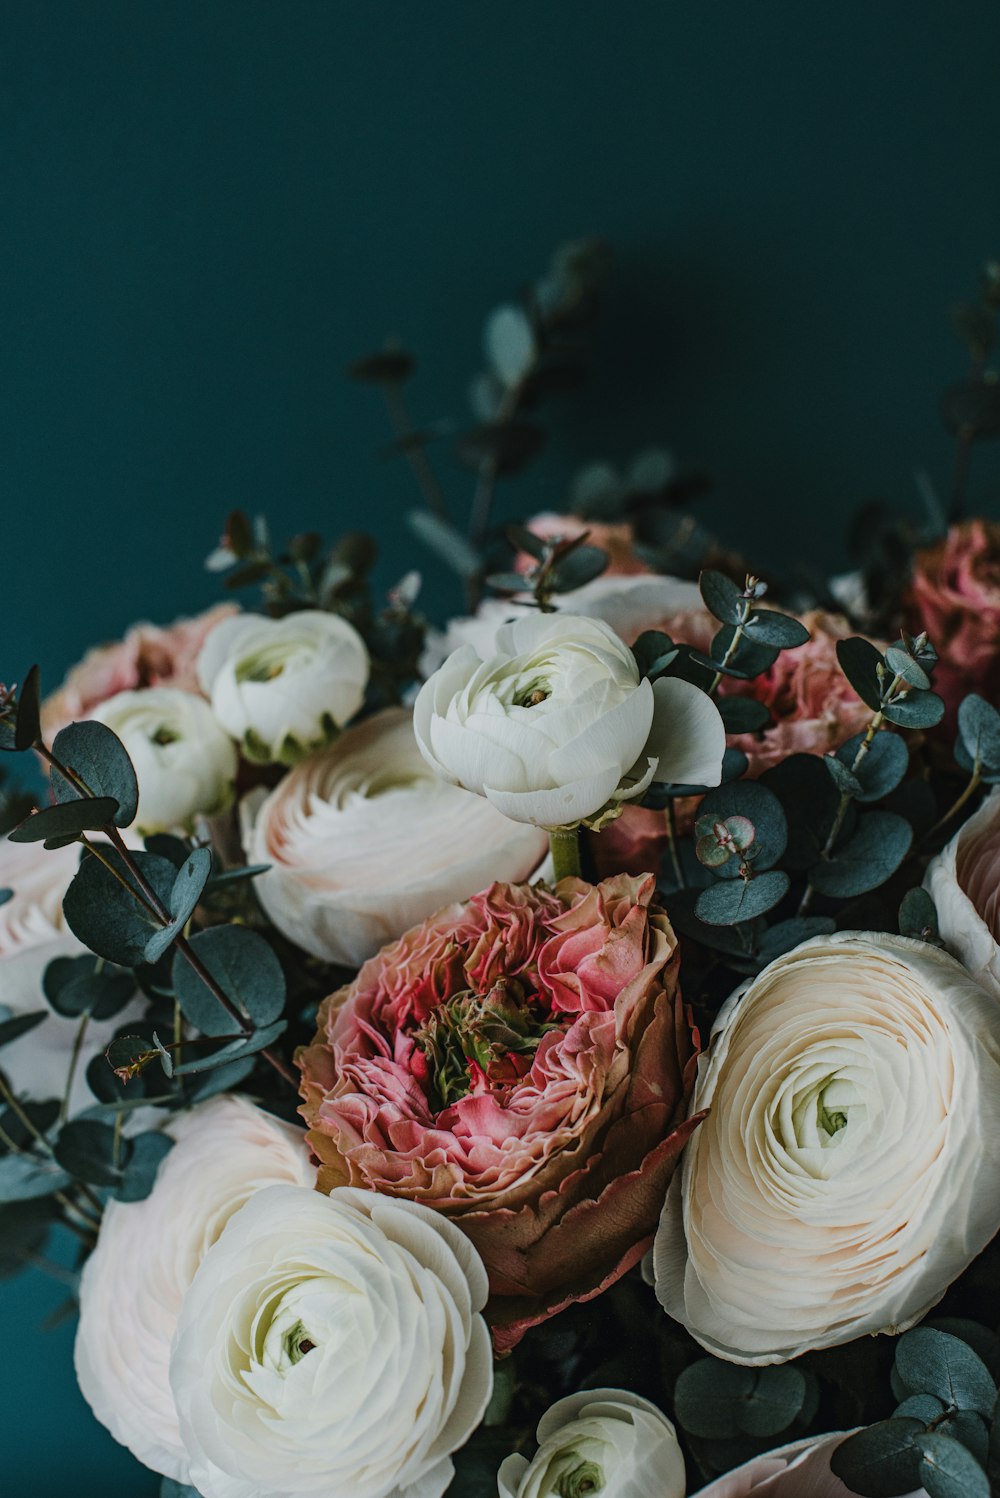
left=708, top=623, right=745, bottom=697
left=549, top=827, right=582, bottom=883
left=382, top=383, right=450, bottom=520
left=665, top=800, right=685, bottom=888
left=797, top=707, right=887, bottom=916
left=59, top=1012, right=90, bottom=1125
left=924, top=764, right=982, bottom=844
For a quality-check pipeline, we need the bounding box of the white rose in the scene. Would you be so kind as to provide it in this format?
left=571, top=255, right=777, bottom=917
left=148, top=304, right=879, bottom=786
left=925, top=787, right=1000, bottom=998
left=0, top=838, right=142, bottom=1110
left=74, top=1095, right=315, bottom=1481
left=653, top=932, right=1000, bottom=1365
left=498, top=1389, right=685, bottom=1498
left=243, top=706, right=547, bottom=967
left=198, top=610, right=369, bottom=764
left=169, top=1184, right=493, bottom=1498
left=92, top=686, right=237, bottom=833
left=421, top=574, right=703, bottom=674
left=414, top=611, right=725, bottom=828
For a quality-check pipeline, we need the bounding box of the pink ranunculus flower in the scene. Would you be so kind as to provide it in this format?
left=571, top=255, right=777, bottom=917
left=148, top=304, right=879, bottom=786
left=41, top=602, right=238, bottom=738
left=297, top=872, right=701, bottom=1353
left=518, top=511, right=651, bottom=577
left=694, top=1433, right=927, bottom=1497
left=910, top=519, right=1000, bottom=723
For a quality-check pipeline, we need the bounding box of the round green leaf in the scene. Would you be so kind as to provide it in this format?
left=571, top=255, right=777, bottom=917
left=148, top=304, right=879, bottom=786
left=895, top=1394, right=947, bottom=1424
left=885, top=645, right=931, bottom=691
left=882, top=691, right=945, bottom=730
left=52, top=1118, right=125, bottom=1187
left=698, top=782, right=788, bottom=874
left=831, top=1419, right=924, bottom=1498
left=836, top=730, right=909, bottom=802
left=699, top=569, right=744, bottom=626
left=172, top=925, right=286, bottom=1036
left=916, top=1432, right=989, bottom=1498
left=957, top=694, right=1000, bottom=775
left=836, top=637, right=885, bottom=711
left=696, top=870, right=790, bottom=925
left=51, top=720, right=139, bottom=828
left=674, top=1359, right=757, bottom=1439
left=8, top=796, right=121, bottom=844
left=63, top=847, right=177, bottom=966
left=809, top=811, right=913, bottom=898
left=718, top=696, right=771, bottom=733
left=43, top=954, right=134, bottom=1019
left=171, top=1019, right=288, bottom=1074
left=745, top=609, right=810, bottom=649
left=110, top=1131, right=173, bottom=1202
left=144, top=846, right=214, bottom=964
left=0, top=1153, right=72, bottom=1203
left=896, top=1328, right=997, bottom=1419
left=899, top=888, right=940, bottom=943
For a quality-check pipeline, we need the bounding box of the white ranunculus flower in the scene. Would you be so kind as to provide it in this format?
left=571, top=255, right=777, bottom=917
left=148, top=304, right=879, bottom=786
left=925, top=787, right=1000, bottom=998
left=421, top=573, right=703, bottom=673
left=243, top=706, right=547, bottom=967
left=653, top=932, right=1000, bottom=1365
left=198, top=610, right=369, bottom=765
left=414, top=611, right=725, bottom=828
left=169, top=1184, right=493, bottom=1498
left=74, top=1096, right=315, bottom=1481
left=92, top=685, right=237, bottom=833
left=0, top=837, right=143, bottom=1110
left=497, top=1389, right=685, bottom=1498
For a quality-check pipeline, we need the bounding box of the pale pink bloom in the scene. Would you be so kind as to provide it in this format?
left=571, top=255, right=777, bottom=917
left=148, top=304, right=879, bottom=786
left=298, top=872, right=700, bottom=1353
left=695, top=1433, right=927, bottom=1497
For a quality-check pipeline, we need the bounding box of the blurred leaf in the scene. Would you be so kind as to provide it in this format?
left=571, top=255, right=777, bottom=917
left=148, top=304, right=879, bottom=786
left=42, top=954, right=134, bottom=1020
left=346, top=347, right=414, bottom=383
left=550, top=544, right=608, bottom=592
left=940, top=378, right=1000, bottom=440
left=957, top=693, right=1000, bottom=775
left=950, top=302, right=995, bottom=360
left=756, top=916, right=836, bottom=963
left=407, top=511, right=482, bottom=579
left=0, top=1010, right=47, bottom=1048
left=456, top=420, right=544, bottom=476
left=13, top=665, right=41, bottom=752
left=50, top=721, right=139, bottom=828
left=110, top=1131, right=173, bottom=1202
left=484, top=304, right=537, bottom=388
left=0, top=1153, right=71, bottom=1203
left=0, top=1198, right=56, bottom=1277
left=52, top=1118, right=123, bottom=1187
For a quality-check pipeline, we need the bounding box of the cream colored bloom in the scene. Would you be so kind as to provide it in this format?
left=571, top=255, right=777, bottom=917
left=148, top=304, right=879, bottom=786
left=497, top=1389, right=685, bottom=1498
left=93, top=686, right=237, bottom=832
left=198, top=610, right=369, bottom=764
left=654, top=932, right=1000, bottom=1364
left=925, top=787, right=1000, bottom=998
left=169, top=1185, right=493, bottom=1498
left=414, top=612, right=724, bottom=828
left=74, top=1096, right=315, bottom=1481
left=244, top=707, right=546, bottom=966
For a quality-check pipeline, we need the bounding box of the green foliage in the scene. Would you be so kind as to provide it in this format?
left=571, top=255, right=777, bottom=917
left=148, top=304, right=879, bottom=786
left=808, top=811, right=913, bottom=898
left=895, top=1328, right=996, bottom=1419
left=674, top=1358, right=809, bottom=1441
left=836, top=730, right=909, bottom=801
left=50, top=720, right=139, bottom=828
left=0, top=1199, right=56, bottom=1278
left=0, top=1153, right=71, bottom=1203
left=762, top=754, right=843, bottom=870
left=882, top=692, right=945, bottom=730
left=0, top=1010, right=47, bottom=1048
left=63, top=847, right=177, bottom=966
left=745, top=610, right=809, bottom=648
left=696, top=870, right=790, bottom=925
left=898, top=888, right=941, bottom=944
left=831, top=1418, right=924, bottom=1497
left=697, top=783, right=787, bottom=874
left=755, top=916, right=836, bottom=962
left=700, top=570, right=744, bottom=626
left=8, top=795, right=120, bottom=845
left=111, top=1131, right=173, bottom=1202
left=13, top=665, right=41, bottom=752
left=407, top=511, right=483, bottom=579
left=172, top=925, right=286, bottom=1036
left=632, top=630, right=679, bottom=680
left=171, top=1019, right=288, bottom=1075
left=836, top=637, right=885, bottom=710
left=718, top=696, right=771, bottom=732
left=52, top=1119, right=122, bottom=1187
left=43, top=955, right=134, bottom=1020
left=957, top=693, right=1000, bottom=780
left=916, top=1432, right=990, bottom=1498
left=144, top=846, right=214, bottom=964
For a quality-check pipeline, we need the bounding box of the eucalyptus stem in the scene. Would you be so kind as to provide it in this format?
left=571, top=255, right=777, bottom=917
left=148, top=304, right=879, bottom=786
left=925, top=764, right=982, bottom=843
left=665, top=800, right=685, bottom=888
left=708, top=624, right=745, bottom=697
left=382, top=383, right=450, bottom=520
left=549, top=827, right=582, bottom=883
left=59, top=1012, right=90, bottom=1125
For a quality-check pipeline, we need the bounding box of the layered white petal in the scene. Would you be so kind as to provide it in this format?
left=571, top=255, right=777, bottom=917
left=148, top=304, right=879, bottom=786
left=654, top=931, right=1000, bottom=1364
left=414, top=612, right=723, bottom=828
left=925, top=787, right=1000, bottom=998
left=244, top=708, right=546, bottom=967
left=169, top=1185, right=492, bottom=1498
left=93, top=686, right=237, bottom=832
left=497, top=1388, right=685, bottom=1498
left=74, top=1097, right=315, bottom=1481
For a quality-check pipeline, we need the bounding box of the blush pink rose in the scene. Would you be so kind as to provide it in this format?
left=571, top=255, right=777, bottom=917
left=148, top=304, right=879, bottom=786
left=42, top=604, right=238, bottom=738
left=910, top=519, right=1000, bottom=723
left=695, top=1433, right=927, bottom=1497
left=518, top=512, right=651, bottom=577
left=297, top=872, right=700, bottom=1353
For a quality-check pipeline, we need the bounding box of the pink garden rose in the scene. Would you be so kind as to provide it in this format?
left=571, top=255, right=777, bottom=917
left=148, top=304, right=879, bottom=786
left=910, top=519, right=1000, bottom=722
left=42, top=603, right=238, bottom=738
left=297, top=872, right=700, bottom=1352
left=694, top=1433, right=927, bottom=1497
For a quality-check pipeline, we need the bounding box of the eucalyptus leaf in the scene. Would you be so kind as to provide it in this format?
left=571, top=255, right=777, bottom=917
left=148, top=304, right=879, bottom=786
left=696, top=871, right=790, bottom=925
left=836, top=637, right=884, bottom=711
left=52, top=1118, right=125, bottom=1187
left=885, top=645, right=931, bottom=692
left=710, top=626, right=780, bottom=680
left=13, top=665, right=41, bottom=752
left=406, top=511, right=482, bottom=579
left=172, top=925, right=286, bottom=1036
left=836, top=730, right=908, bottom=801
left=809, top=812, right=913, bottom=898
left=699, top=570, right=744, bottom=626
left=0, top=1153, right=72, bottom=1203
left=0, top=1010, right=47, bottom=1048
left=825, top=756, right=863, bottom=797
left=830, top=1419, right=924, bottom=1498
left=110, top=1131, right=173, bottom=1203
left=762, top=754, right=844, bottom=870
left=882, top=691, right=945, bottom=730
left=697, top=782, right=788, bottom=874
left=7, top=796, right=120, bottom=844
left=957, top=694, right=1000, bottom=775
left=171, top=1019, right=288, bottom=1075
left=894, top=1395, right=947, bottom=1424
left=632, top=631, right=679, bottom=680
left=895, top=1328, right=997, bottom=1419
left=144, top=846, right=214, bottom=964
left=50, top=721, right=139, bottom=827
left=916, top=1432, right=989, bottom=1498
left=899, top=888, right=940, bottom=943
left=718, top=696, right=771, bottom=733
left=0, top=888, right=11, bottom=907
left=0, top=1198, right=57, bottom=1277
left=756, top=916, right=836, bottom=963
left=550, top=545, right=609, bottom=592
left=63, top=847, right=177, bottom=966
left=745, top=610, right=810, bottom=648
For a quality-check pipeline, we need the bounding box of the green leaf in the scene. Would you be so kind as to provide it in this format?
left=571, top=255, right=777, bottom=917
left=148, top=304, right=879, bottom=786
left=831, top=1419, right=924, bottom=1497
left=110, top=1131, right=173, bottom=1202
left=171, top=1019, right=287, bottom=1074
left=50, top=721, right=139, bottom=828
left=700, top=570, right=744, bottom=626
left=809, top=811, right=913, bottom=898
left=550, top=544, right=609, bottom=592
left=0, top=1010, right=47, bottom=1048
left=697, top=782, right=788, bottom=873
left=632, top=631, right=678, bottom=680
left=406, top=511, right=482, bottom=579
left=762, top=754, right=843, bottom=870
left=650, top=746, right=750, bottom=800
left=885, top=645, right=931, bottom=691
left=0, top=1199, right=57, bottom=1277
left=746, top=610, right=810, bottom=648
left=52, top=1118, right=124, bottom=1187
left=927, top=1319, right=1000, bottom=1382
left=63, top=847, right=177, bottom=966
left=7, top=796, right=120, bottom=844
left=916, top=1433, right=989, bottom=1498
left=957, top=694, right=1000, bottom=775
left=896, top=1328, right=997, bottom=1419
left=105, top=1034, right=161, bottom=1084
left=182, top=1056, right=256, bottom=1102
left=756, top=916, right=836, bottom=963
left=696, top=871, right=790, bottom=925
left=836, top=731, right=909, bottom=801
left=674, top=1360, right=807, bottom=1440
left=719, top=696, right=771, bottom=733
left=13, top=665, right=41, bottom=752
left=882, top=691, right=945, bottom=730
left=43, top=955, right=134, bottom=1020
left=710, top=626, right=780, bottom=680
left=0, top=1153, right=72, bottom=1203
left=945, top=1411, right=990, bottom=1466
left=0, top=888, right=11, bottom=908
left=0, top=1099, right=59, bottom=1153
left=144, top=846, right=214, bottom=964
left=894, top=1394, right=947, bottom=1423
left=144, top=833, right=191, bottom=867
left=825, top=755, right=863, bottom=796
left=161, top=1481, right=204, bottom=1498
left=172, top=925, right=286, bottom=1036
left=899, top=888, right=940, bottom=943
left=836, top=637, right=885, bottom=711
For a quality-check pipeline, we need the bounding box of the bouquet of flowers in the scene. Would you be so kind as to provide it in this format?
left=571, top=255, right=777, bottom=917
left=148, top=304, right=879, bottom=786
left=5, top=242, right=1000, bottom=1498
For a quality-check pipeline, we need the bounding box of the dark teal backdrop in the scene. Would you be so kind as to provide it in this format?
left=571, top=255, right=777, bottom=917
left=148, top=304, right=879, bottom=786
left=3, top=4, right=1000, bottom=1493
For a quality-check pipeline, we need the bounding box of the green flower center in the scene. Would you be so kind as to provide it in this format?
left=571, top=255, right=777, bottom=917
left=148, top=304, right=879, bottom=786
left=413, top=981, right=559, bottom=1111
left=555, top=1460, right=604, bottom=1497
left=280, top=1319, right=317, bottom=1366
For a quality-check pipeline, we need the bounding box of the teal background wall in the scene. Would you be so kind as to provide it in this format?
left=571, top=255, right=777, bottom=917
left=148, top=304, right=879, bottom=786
left=2, top=4, right=1000, bottom=1493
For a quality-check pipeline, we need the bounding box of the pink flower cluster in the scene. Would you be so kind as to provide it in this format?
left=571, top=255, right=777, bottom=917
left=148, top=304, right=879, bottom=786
left=910, top=518, right=1000, bottom=722
left=297, top=871, right=699, bottom=1352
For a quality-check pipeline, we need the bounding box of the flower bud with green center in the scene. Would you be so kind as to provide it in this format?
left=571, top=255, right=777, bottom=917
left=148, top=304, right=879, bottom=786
left=497, top=1390, right=685, bottom=1498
